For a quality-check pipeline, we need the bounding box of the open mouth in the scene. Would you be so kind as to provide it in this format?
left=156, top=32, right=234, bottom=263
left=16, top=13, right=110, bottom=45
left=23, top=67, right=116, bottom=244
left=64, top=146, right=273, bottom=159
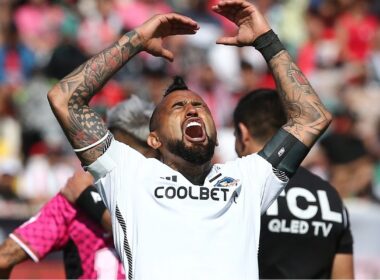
left=183, top=119, right=206, bottom=143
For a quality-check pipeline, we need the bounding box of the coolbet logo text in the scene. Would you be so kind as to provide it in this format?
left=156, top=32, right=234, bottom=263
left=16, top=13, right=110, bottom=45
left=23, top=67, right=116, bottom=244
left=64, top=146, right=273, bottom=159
left=154, top=186, right=231, bottom=201
left=154, top=175, right=239, bottom=202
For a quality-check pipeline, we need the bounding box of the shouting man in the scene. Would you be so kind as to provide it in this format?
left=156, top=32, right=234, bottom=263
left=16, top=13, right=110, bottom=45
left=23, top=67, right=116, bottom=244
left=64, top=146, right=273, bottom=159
left=47, top=1, right=332, bottom=279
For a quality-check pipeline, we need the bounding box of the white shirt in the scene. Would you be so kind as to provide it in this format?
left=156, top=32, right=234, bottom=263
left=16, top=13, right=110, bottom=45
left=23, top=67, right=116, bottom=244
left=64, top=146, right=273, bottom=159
left=88, top=139, right=287, bottom=280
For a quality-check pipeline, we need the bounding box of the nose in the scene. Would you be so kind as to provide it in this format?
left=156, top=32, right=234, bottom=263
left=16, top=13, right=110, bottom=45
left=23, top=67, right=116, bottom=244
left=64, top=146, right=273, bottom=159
left=185, top=104, right=198, bottom=117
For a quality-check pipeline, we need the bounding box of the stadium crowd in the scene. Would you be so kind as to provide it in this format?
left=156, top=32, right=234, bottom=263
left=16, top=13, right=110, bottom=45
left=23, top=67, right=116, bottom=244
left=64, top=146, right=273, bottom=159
left=0, top=0, right=380, bottom=278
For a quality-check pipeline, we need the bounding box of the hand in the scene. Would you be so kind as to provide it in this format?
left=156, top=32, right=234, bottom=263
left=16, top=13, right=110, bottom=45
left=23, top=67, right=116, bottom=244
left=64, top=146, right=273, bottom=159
left=212, top=0, right=271, bottom=46
left=135, top=13, right=199, bottom=61
left=61, top=170, right=94, bottom=204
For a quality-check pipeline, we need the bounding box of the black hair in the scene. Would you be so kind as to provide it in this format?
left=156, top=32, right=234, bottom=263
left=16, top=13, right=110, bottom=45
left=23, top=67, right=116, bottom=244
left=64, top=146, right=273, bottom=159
left=149, top=76, right=189, bottom=131
left=164, top=76, right=188, bottom=97
left=233, top=89, right=287, bottom=144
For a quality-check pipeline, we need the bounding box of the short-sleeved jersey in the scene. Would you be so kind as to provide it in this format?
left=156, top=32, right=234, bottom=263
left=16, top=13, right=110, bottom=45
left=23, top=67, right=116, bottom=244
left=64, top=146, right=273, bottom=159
left=259, top=167, right=353, bottom=279
left=10, top=193, right=125, bottom=279
left=87, top=139, right=288, bottom=280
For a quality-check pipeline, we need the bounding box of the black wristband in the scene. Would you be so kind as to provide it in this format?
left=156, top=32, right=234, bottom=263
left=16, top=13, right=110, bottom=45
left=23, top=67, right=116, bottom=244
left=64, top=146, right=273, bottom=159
left=258, top=128, right=309, bottom=177
left=76, top=186, right=106, bottom=223
left=252, top=29, right=285, bottom=62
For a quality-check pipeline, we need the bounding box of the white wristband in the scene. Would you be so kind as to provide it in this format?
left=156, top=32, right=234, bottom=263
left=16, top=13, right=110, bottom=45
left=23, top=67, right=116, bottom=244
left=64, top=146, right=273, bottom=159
left=73, top=131, right=110, bottom=153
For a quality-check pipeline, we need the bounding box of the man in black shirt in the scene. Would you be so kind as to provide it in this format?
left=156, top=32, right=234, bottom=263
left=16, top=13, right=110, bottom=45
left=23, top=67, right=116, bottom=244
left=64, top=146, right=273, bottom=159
left=233, top=89, right=354, bottom=278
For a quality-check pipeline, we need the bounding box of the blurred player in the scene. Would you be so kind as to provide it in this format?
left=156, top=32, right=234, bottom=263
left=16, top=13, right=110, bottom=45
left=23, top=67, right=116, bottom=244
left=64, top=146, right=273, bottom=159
left=0, top=171, right=122, bottom=279
left=233, top=89, right=353, bottom=279
left=47, top=1, right=332, bottom=279
left=0, top=96, right=155, bottom=279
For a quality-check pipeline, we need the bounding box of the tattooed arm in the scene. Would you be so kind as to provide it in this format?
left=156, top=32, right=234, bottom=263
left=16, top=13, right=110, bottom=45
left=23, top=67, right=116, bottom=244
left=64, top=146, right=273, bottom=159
left=0, top=238, right=28, bottom=278
left=213, top=0, right=332, bottom=148
left=48, top=14, right=199, bottom=165
left=268, top=51, right=332, bottom=146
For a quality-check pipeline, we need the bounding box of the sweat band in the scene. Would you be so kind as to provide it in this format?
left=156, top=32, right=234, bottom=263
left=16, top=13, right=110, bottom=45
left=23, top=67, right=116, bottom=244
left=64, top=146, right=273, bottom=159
left=76, top=186, right=106, bottom=223
left=258, top=128, right=310, bottom=177
left=73, top=131, right=110, bottom=153
left=252, top=29, right=285, bottom=62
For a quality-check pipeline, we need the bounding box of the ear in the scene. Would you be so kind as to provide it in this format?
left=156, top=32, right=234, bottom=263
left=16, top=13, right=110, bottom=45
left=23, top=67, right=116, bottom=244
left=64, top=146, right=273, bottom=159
left=238, top=122, right=262, bottom=154
left=238, top=122, right=252, bottom=146
left=147, top=132, right=161, bottom=150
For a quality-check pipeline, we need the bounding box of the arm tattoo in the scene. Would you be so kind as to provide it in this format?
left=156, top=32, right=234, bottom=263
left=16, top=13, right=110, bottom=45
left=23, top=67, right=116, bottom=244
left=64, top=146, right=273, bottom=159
left=0, top=238, right=28, bottom=277
left=55, top=31, right=142, bottom=165
left=269, top=51, right=331, bottom=147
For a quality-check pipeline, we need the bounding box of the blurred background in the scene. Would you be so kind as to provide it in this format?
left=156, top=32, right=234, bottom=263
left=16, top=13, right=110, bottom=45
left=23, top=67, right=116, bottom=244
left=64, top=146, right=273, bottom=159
left=0, top=0, right=380, bottom=278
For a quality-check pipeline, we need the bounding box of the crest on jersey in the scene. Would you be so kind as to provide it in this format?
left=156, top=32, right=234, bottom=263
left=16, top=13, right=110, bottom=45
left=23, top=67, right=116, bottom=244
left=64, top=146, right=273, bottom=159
left=214, top=177, right=239, bottom=188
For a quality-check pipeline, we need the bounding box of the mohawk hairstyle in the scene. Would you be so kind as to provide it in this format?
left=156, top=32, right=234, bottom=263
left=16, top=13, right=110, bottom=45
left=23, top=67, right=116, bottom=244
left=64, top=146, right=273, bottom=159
left=164, top=76, right=188, bottom=97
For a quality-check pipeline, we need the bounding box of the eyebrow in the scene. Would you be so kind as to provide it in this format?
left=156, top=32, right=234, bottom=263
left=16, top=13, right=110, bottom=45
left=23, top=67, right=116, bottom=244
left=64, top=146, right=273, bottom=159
left=170, top=99, right=204, bottom=109
left=191, top=101, right=203, bottom=106
left=171, top=101, right=186, bottom=108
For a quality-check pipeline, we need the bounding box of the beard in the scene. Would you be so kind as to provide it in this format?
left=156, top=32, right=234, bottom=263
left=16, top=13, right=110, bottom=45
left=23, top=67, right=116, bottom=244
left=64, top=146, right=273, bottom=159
left=166, top=137, right=216, bottom=165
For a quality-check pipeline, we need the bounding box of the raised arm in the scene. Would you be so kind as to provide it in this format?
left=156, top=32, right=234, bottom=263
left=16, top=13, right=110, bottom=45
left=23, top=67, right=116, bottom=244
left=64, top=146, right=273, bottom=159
left=48, top=14, right=199, bottom=165
left=268, top=51, right=332, bottom=146
left=213, top=0, right=331, bottom=175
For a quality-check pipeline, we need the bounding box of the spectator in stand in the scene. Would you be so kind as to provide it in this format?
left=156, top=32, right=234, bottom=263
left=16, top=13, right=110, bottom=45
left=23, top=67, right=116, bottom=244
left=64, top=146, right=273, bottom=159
left=0, top=22, right=35, bottom=90
left=367, top=28, right=380, bottom=84
left=0, top=93, right=21, bottom=166
left=0, top=0, right=12, bottom=39
left=0, top=165, right=20, bottom=202
left=182, top=0, right=223, bottom=50
left=297, top=8, right=341, bottom=75
left=13, top=0, right=65, bottom=65
left=341, top=60, right=380, bottom=144
left=77, top=0, right=123, bottom=56
left=336, top=0, right=378, bottom=62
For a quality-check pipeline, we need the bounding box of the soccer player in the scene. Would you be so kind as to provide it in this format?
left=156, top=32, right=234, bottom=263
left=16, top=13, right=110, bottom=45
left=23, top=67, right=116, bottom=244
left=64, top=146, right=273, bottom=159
left=0, top=171, right=124, bottom=279
left=47, top=1, right=332, bottom=279
left=233, top=89, right=354, bottom=279
left=0, top=96, right=154, bottom=279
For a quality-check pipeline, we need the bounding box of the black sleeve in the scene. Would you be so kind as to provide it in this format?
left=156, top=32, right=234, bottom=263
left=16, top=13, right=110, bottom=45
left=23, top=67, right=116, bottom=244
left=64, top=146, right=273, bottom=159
left=337, top=206, right=354, bottom=254
left=76, top=186, right=107, bottom=223
left=258, top=128, right=310, bottom=178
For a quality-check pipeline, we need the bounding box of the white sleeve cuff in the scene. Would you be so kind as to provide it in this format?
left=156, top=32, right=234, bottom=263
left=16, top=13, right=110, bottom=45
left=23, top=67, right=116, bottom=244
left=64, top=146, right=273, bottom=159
left=86, top=140, right=118, bottom=181
left=9, top=233, right=39, bottom=263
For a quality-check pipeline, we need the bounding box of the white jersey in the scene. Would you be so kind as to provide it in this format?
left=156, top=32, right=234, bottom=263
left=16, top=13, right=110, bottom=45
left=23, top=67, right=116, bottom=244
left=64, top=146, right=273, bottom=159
left=88, top=139, right=287, bottom=280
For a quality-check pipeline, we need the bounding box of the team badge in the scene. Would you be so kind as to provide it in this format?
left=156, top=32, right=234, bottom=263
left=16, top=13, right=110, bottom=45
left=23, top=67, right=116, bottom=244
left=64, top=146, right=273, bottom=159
left=214, top=177, right=239, bottom=188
